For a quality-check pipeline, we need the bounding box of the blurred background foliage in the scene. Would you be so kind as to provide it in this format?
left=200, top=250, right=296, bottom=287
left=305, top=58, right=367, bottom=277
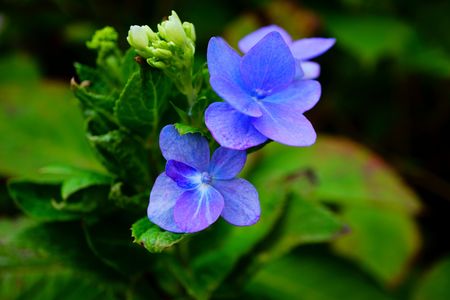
left=1, top=0, right=450, bottom=299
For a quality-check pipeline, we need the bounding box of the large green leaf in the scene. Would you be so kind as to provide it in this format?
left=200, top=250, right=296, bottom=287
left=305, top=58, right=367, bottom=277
left=413, top=256, right=450, bottom=300
left=324, top=15, right=414, bottom=65
left=0, top=75, right=104, bottom=178
left=114, top=67, right=171, bottom=137
left=131, top=217, right=185, bottom=253
left=252, top=137, right=421, bottom=215
left=245, top=249, right=394, bottom=300
left=333, top=207, right=421, bottom=285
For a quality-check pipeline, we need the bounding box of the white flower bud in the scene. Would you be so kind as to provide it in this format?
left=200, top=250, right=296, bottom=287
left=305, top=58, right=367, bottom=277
left=127, top=25, right=151, bottom=51
left=161, top=11, right=187, bottom=46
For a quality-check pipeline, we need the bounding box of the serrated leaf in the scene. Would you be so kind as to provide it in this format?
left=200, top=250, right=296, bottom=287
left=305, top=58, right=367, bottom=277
left=246, top=250, right=394, bottom=300
left=74, top=62, right=115, bottom=95
left=131, top=217, right=185, bottom=253
left=72, top=81, right=117, bottom=113
left=114, top=67, right=171, bottom=137
left=174, top=123, right=204, bottom=135
left=413, top=256, right=450, bottom=300
left=88, top=130, right=150, bottom=190
left=60, top=171, right=112, bottom=200
left=120, top=48, right=139, bottom=81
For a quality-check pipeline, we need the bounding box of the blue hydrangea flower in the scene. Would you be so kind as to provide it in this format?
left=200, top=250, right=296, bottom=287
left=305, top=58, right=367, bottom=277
left=205, top=32, right=322, bottom=150
left=239, top=25, right=335, bottom=80
left=147, top=125, right=260, bottom=233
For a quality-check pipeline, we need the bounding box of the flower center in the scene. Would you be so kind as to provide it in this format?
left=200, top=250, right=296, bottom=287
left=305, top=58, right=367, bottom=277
left=253, top=88, right=269, bottom=100
left=201, top=172, right=212, bottom=184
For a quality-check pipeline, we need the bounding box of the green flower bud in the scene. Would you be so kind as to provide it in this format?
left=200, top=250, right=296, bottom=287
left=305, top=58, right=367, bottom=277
left=182, top=22, right=196, bottom=43
left=160, top=11, right=188, bottom=46
left=127, top=25, right=151, bottom=51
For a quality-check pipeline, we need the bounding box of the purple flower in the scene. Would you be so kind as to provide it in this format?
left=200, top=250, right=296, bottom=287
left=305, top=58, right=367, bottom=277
left=205, top=32, right=322, bottom=150
left=239, top=25, right=335, bottom=80
left=147, top=125, right=260, bottom=233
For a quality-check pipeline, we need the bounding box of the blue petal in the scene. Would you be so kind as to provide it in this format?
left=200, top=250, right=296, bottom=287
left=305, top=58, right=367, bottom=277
left=252, top=102, right=317, bottom=146
left=240, top=32, right=296, bottom=94
left=207, top=37, right=242, bottom=85
left=214, top=178, right=260, bottom=226
left=300, top=61, right=321, bottom=80
left=209, top=147, right=246, bottom=180
left=147, top=173, right=184, bottom=233
left=208, top=37, right=262, bottom=117
left=174, top=185, right=224, bottom=233
left=166, top=160, right=201, bottom=189
left=262, top=80, right=321, bottom=112
left=238, top=25, right=292, bottom=53
left=205, top=102, right=267, bottom=150
left=290, top=38, right=336, bottom=60
left=210, top=76, right=262, bottom=117
left=159, top=125, right=210, bottom=172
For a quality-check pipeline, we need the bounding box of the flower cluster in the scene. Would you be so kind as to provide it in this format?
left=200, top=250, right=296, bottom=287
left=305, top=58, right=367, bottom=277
left=134, top=17, right=334, bottom=233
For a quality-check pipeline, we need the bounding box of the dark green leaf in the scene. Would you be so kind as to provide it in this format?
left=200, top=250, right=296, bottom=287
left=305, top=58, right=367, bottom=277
left=131, top=217, right=185, bottom=253
left=72, top=80, right=117, bottom=113
left=88, top=130, right=150, bottom=190
left=60, top=171, right=112, bottom=200
left=8, top=181, right=82, bottom=221
left=120, top=48, right=139, bottom=82
left=74, top=62, right=116, bottom=95
left=114, top=68, right=171, bottom=137
left=413, top=256, right=450, bottom=300
left=174, top=123, right=204, bottom=135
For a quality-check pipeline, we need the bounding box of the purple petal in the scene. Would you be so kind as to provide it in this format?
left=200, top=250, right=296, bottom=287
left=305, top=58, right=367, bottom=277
left=166, top=160, right=201, bottom=189
left=290, top=38, right=336, bottom=60
left=238, top=25, right=292, bottom=53
left=147, top=173, right=184, bottom=233
left=240, top=32, right=296, bottom=93
left=252, top=102, right=317, bottom=146
left=210, top=76, right=262, bottom=117
left=209, top=147, right=246, bottom=180
left=174, top=186, right=224, bottom=233
left=207, top=37, right=241, bottom=82
left=159, top=125, right=210, bottom=172
left=205, top=102, right=268, bottom=150
left=214, top=178, right=260, bottom=226
left=300, top=61, right=321, bottom=80
left=262, top=80, right=321, bottom=112
left=208, top=37, right=262, bottom=117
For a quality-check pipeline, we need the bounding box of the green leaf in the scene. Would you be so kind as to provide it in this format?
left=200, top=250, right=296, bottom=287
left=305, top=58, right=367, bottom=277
left=8, top=181, right=83, bottom=221
left=72, top=81, right=117, bottom=113
left=245, top=249, right=394, bottom=300
left=174, top=123, right=204, bottom=135
left=60, top=170, right=112, bottom=200
left=333, top=207, right=421, bottom=285
left=251, top=192, right=343, bottom=268
left=253, top=137, right=422, bottom=215
left=74, top=62, right=116, bottom=95
left=88, top=130, right=150, bottom=190
left=0, top=220, right=156, bottom=300
left=0, top=69, right=104, bottom=178
left=413, top=256, right=450, bottom=300
left=120, top=48, right=139, bottom=82
left=83, top=215, right=154, bottom=275
left=114, top=68, right=171, bottom=137
left=131, top=217, right=185, bottom=253
left=325, top=15, right=414, bottom=65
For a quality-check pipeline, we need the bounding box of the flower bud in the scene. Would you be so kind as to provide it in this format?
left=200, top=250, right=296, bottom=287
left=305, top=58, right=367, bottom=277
left=127, top=25, right=151, bottom=51
left=160, top=11, right=188, bottom=46
left=182, top=22, right=196, bottom=43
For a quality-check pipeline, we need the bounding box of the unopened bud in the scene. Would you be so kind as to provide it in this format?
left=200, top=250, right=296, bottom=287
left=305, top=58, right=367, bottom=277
left=127, top=25, right=151, bottom=51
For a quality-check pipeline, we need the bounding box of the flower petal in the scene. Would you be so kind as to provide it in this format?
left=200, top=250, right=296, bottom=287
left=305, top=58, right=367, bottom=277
left=174, top=185, right=224, bottom=233
left=166, top=160, right=201, bottom=189
left=205, top=102, right=268, bottom=150
left=147, top=173, right=184, bottom=233
left=159, top=125, right=210, bottom=171
left=207, top=37, right=241, bottom=84
left=238, top=25, right=292, bottom=53
left=209, top=147, right=246, bottom=180
left=290, top=38, right=336, bottom=60
left=300, top=61, right=321, bottom=80
left=240, top=32, right=296, bottom=93
left=214, top=178, right=260, bottom=226
left=210, top=76, right=262, bottom=117
left=252, top=102, right=317, bottom=146
left=262, top=80, right=321, bottom=112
